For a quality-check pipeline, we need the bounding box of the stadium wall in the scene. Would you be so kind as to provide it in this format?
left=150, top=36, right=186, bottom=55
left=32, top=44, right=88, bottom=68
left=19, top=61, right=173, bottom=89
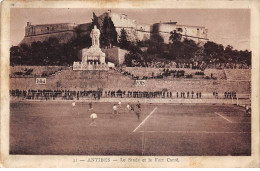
left=10, top=66, right=250, bottom=93
left=10, top=77, right=250, bottom=94
left=10, top=69, right=250, bottom=94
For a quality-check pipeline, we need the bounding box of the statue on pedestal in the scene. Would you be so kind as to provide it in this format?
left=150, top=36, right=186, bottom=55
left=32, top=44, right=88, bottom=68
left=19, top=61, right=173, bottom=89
left=73, top=25, right=111, bottom=70
left=90, top=25, right=100, bottom=47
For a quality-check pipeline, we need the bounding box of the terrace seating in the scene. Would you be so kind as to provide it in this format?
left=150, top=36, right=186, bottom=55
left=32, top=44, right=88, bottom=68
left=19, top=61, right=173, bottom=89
left=9, top=66, right=250, bottom=94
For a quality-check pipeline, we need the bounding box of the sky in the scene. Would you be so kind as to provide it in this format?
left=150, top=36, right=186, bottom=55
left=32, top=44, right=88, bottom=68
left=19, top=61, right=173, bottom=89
left=10, top=8, right=250, bottom=50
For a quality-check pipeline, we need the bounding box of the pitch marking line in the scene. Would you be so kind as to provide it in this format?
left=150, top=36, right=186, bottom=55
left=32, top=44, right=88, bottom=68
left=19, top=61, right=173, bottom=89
left=215, top=112, right=233, bottom=123
left=133, top=107, right=157, bottom=132
left=215, top=112, right=250, bottom=124
left=137, top=130, right=251, bottom=134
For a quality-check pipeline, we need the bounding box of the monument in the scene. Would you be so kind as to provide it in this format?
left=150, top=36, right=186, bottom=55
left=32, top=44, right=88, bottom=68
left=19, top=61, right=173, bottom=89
left=73, top=25, right=112, bottom=70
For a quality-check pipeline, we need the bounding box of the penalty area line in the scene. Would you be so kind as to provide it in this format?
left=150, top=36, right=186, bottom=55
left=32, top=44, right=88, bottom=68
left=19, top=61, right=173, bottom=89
left=215, top=112, right=233, bottom=123
left=215, top=112, right=250, bottom=124
left=133, top=107, right=157, bottom=132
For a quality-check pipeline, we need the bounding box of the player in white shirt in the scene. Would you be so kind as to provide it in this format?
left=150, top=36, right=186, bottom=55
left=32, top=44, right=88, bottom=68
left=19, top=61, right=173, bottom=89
left=113, top=104, right=117, bottom=113
left=117, top=101, right=122, bottom=115
left=126, top=103, right=131, bottom=111
left=90, top=111, right=98, bottom=126
left=126, top=103, right=132, bottom=114
left=112, top=104, right=118, bottom=118
left=72, top=101, right=79, bottom=115
left=245, top=105, right=251, bottom=117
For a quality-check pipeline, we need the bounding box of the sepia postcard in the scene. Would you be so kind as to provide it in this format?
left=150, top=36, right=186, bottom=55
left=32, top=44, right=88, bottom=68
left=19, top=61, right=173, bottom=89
left=0, top=0, right=259, bottom=168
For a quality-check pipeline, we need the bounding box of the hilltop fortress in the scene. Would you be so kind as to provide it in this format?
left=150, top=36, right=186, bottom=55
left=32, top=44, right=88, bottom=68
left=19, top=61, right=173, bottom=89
left=20, top=10, right=208, bottom=45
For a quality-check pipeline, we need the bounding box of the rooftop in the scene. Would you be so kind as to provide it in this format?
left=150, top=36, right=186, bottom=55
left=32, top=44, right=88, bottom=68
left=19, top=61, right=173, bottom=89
left=27, top=23, right=76, bottom=27
left=162, top=22, right=178, bottom=25
left=176, top=24, right=205, bottom=28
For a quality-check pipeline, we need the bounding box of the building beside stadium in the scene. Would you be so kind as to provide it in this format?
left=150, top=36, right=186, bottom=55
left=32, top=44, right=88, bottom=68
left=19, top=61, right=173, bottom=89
left=20, top=10, right=208, bottom=46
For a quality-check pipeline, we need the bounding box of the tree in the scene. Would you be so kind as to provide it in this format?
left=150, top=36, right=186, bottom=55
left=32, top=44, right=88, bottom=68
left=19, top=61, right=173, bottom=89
left=169, top=30, right=182, bottom=43
left=124, top=52, right=144, bottom=67
left=147, top=34, right=164, bottom=56
left=203, top=41, right=220, bottom=64
left=89, top=12, right=100, bottom=30
left=182, top=38, right=200, bottom=60
left=10, top=46, right=22, bottom=65
left=118, top=28, right=129, bottom=49
left=45, top=37, right=61, bottom=65
left=169, top=30, right=183, bottom=62
left=193, top=47, right=205, bottom=64
left=169, top=40, right=182, bottom=60
left=19, top=43, right=32, bottom=65
left=151, top=34, right=164, bottom=43
left=223, top=45, right=234, bottom=63
left=72, top=34, right=92, bottom=49
left=244, top=50, right=251, bottom=66
left=101, top=15, right=118, bottom=48
left=31, top=41, right=44, bottom=65
left=237, top=50, right=251, bottom=66
left=225, top=45, right=233, bottom=52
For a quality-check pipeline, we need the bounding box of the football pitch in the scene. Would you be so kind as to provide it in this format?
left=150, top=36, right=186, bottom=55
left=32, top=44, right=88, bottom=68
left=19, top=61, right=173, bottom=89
left=10, top=101, right=251, bottom=156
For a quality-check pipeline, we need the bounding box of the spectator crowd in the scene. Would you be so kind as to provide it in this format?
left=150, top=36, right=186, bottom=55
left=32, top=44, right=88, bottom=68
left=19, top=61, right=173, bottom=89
left=10, top=89, right=237, bottom=100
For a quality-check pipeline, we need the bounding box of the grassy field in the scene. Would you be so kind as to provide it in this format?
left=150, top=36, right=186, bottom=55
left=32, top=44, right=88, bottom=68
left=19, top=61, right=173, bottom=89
left=10, top=101, right=251, bottom=156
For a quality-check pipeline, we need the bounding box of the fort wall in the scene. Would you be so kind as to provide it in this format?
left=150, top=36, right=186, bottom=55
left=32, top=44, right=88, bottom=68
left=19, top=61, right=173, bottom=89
left=20, top=11, right=208, bottom=46
left=152, top=23, right=208, bottom=44
left=25, top=23, right=76, bottom=37
left=20, top=31, right=76, bottom=45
